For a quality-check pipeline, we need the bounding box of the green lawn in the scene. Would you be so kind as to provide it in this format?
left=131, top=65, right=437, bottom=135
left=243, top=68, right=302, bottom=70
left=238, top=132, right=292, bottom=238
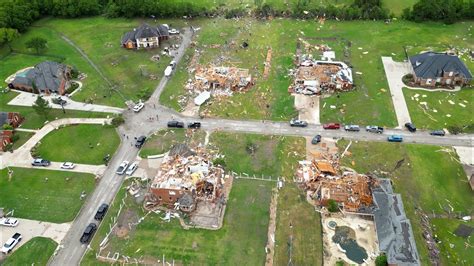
left=139, top=129, right=206, bottom=158
left=0, top=167, right=95, bottom=223
left=1, top=237, right=57, bottom=266
left=274, top=182, right=323, bottom=265
left=0, top=91, right=110, bottom=129
left=431, top=218, right=474, bottom=265
left=404, top=88, right=474, bottom=132
left=83, top=178, right=273, bottom=265
left=36, top=124, right=120, bottom=165
left=11, top=131, right=34, bottom=150
left=338, top=141, right=474, bottom=265
left=210, top=132, right=305, bottom=178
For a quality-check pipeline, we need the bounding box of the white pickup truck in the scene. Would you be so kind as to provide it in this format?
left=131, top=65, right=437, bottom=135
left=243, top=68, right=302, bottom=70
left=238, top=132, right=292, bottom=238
left=2, top=233, right=22, bottom=253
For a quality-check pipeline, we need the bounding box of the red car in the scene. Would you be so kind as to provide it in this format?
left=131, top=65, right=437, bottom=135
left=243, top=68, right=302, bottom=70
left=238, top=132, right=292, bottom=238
left=323, top=123, right=341, bottom=129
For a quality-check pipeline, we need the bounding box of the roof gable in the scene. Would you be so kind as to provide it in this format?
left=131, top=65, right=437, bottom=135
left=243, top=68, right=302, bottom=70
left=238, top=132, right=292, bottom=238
left=409, top=52, right=473, bottom=79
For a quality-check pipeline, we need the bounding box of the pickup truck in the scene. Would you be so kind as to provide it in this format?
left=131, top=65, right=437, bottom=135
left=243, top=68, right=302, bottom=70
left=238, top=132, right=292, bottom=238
left=366, top=125, right=384, bottom=134
left=2, top=233, right=22, bottom=253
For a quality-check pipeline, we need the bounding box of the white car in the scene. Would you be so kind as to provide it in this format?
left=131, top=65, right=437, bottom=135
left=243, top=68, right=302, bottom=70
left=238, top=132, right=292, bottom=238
left=126, top=162, right=138, bottom=176
left=2, top=233, right=21, bottom=254
left=168, top=28, right=179, bottom=34
left=116, top=161, right=129, bottom=175
left=60, top=162, right=75, bottom=169
left=0, top=218, right=19, bottom=227
left=133, top=102, right=144, bottom=113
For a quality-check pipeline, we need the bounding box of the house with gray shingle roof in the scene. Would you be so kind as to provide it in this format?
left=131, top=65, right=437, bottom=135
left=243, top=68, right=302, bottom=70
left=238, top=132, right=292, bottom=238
left=9, top=61, right=72, bottom=95
left=121, top=23, right=169, bottom=50
left=409, top=52, right=472, bottom=87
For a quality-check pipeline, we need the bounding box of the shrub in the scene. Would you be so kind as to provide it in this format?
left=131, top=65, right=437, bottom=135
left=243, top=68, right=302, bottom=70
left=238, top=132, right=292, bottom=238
left=327, top=199, right=339, bottom=212
left=375, top=254, right=388, bottom=266
left=2, top=124, right=13, bottom=130
left=213, top=157, right=226, bottom=168
left=111, top=115, right=125, bottom=127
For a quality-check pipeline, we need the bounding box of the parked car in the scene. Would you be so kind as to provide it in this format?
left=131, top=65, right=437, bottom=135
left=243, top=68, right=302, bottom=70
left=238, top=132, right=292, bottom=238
left=94, top=203, right=109, bottom=221
left=168, top=28, right=179, bottom=35
left=52, top=97, right=67, bottom=106
left=116, top=161, right=129, bottom=175
left=135, top=135, right=146, bottom=148
left=0, top=218, right=19, bottom=227
left=188, top=122, right=201, bottom=129
left=323, top=123, right=341, bottom=130
left=31, top=158, right=50, bottom=167
left=60, top=162, right=75, bottom=169
left=80, top=223, right=97, bottom=244
left=126, top=162, right=138, bottom=176
left=311, top=134, right=321, bottom=144
left=430, top=130, right=445, bottom=136
left=388, top=135, right=403, bottom=142
left=133, top=102, right=144, bottom=112
left=344, top=125, right=360, bottom=132
left=167, top=120, right=184, bottom=128
left=2, top=233, right=21, bottom=253
left=169, top=60, right=177, bottom=69
left=164, top=66, right=173, bottom=77
left=290, top=119, right=308, bottom=127
left=366, top=125, right=384, bottom=134
left=405, top=122, right=417, bottom=132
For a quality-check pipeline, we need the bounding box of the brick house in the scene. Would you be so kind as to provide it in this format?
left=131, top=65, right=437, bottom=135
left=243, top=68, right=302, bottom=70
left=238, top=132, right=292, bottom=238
left=121, top=23, right=169, bottom=50
left=409, top=52, right=472, bottom=87
left=9, top=61, right=72, bottom=95
left=0, top=130, right=13, bottom=151
left=0, top=112, right=24, bottom=151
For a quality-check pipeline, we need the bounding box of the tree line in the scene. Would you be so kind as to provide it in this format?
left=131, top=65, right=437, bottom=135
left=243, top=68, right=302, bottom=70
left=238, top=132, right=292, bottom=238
left=402, top=0, right=474, bottom=24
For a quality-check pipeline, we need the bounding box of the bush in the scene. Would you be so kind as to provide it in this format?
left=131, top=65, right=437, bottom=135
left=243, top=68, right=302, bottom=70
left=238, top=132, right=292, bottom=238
left=327, top=199, right=339, bottom=212
left=375, top=254, right=388, bottom=266
left=213, top=157, right=226, bottom=168
left=447, top=125, right=463, bottom=135
left=111, top=115, right=125, bottom=127
left=2, top=124, right=13, bottom=130
left=224, top=8, right=246, bottom=19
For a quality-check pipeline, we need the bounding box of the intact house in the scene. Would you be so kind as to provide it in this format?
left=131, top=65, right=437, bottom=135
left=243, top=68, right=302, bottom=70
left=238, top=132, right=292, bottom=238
left=121, top=23, right=169, bottom=50
left=0, top=112, right=24, bottom=151
left=8, top=61, right=72, bottom=95
left=409, top=52, right=472, bottom=87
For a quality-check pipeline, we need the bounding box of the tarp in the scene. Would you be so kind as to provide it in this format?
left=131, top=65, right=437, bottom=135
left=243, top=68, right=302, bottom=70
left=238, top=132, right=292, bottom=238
left=194, top=91, right=211, bottom=106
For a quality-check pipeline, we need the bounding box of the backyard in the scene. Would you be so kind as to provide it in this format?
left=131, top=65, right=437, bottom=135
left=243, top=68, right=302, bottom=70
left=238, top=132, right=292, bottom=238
left=0, top=167, right=95, bottom=223
left=338, top=140, right=474, bottom=265
left=35, top=124, right=120, bottom=165
left=1, top=237, right=57, bottom=266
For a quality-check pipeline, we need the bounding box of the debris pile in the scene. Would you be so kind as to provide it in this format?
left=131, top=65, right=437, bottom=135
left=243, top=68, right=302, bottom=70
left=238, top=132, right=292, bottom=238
left=289, top=54, right=353, bottom=95
left=144, top=144, right=227, bottom=213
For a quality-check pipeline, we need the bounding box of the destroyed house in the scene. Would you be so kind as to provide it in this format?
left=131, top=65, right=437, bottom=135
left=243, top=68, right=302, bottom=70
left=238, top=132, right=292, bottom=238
left=121, top=23, right=169, bottom=50
left=409, top=52, right=472, bottom=87
left=147, top=145, right=224, bottom=212
left=194, top=66, right=252, bottom=92
left=10, top=61, right=72, bottom=95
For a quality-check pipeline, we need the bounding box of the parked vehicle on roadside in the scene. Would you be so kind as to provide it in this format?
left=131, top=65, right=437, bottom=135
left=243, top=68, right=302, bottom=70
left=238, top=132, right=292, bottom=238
left=344, top=125, right=360, bottom=132
left=133, top=102, right=145, bottom=112
left=60, top=162, right=75, bottom=169
left=430, top=130, right=445, bottom=136
left=366, top=125, right=384, bottom=133
left=1, top=233, right=22, bottom=253
left=323, top=123, right=341, bottom=130
left=405, top=122, right=417, bottom=132
left=31, top=158, right=50, bottom=167
left=164, top=66, right=173, bottom=77
left=94, top=203, right=109, bottom=221
left=126, top=162, right=138, bottom=176
left=135, top=135, right=146, bottom=148
left=52, top=97, right=67, bottom=106
left=80, top=223, right=97, bottom=244
left=0, top=218, right=19, bottom=227
left=169, top=60, right=177, bottom=69
left=311, top=134, right=321, bottom=144
left=187, top=122, right=201, bottom=129
left=116, top=161, right=129, bottom=175
left=168, top=28, right=180, bottom=35
left=167, top=121, right=184, bottom=128
left=290, top=119, right=308, bottom=127
left=388, top=135, right=403, bottom=142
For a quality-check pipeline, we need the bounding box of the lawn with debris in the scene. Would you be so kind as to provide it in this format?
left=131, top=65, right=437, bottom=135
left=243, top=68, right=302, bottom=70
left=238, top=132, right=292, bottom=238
left=139, top=129, right=207, bottom=158
left=430, top=218, right=474, bottom=265
left=338, top=140, right=474, bottom=265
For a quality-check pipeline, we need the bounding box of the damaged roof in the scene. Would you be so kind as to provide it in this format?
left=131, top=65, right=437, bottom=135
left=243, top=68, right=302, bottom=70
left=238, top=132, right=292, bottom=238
left=409, top=52, right=472, bottom=80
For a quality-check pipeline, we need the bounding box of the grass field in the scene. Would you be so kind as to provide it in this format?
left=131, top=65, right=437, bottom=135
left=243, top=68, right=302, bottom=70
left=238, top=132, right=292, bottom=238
left=83, top=178, right=273, bottom=265
left=0, top=167, right=95, bottom=223
left=36, top=124, right=120, bottom=165
left=0, top=91, right=110, bottom=129
left=274, top=182, right=323, bottom=265
left=338, top=140, right=474, bottom=265
left=430, top=218, right=474, bottom=265
left=404, top=88, right=474, bottom=132
left=139, top=129, right=206, bottom=158
left=1, top=237, right=57, bottom=266
left=11, top=131, right=34, bottom=150
left=210, top=132, right=305, bottom=178
left=383, top=0, right=417, bottom=15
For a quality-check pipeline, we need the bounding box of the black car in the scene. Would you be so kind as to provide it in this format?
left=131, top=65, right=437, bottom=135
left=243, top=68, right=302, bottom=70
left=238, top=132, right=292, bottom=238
left=290, top=119, right=308, bottom=127
left=52, top=97, right=67, bottom=106
left=430, top=130, right=445, bottom=136
left=135, top=135, right=146, bottom=148
left=167, top=121, right=184, bottom=128
left=94, top=203, right=109, bottom=221
left=311, top=134, right=321, bottom=144
left=188, top=122, right=201, bottom=129
left=405, top=122, right=417, bottom=132
left=80, top=223, right=97, bottom=244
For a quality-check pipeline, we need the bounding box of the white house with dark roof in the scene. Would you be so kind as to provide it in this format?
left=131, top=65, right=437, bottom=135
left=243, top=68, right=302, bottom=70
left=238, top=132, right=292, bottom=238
left=121, top=23, right=169, bottom=50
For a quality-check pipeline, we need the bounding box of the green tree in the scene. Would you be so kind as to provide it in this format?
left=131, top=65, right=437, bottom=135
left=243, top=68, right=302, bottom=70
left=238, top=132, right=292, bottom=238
left=111, top=115, right=125, bottom=127
left=2, top=124, right=13, bottom=130
left=327, top=199, right=339, bottom=212
left=26, top=37, right=48, bottom=54
left=0, top=28, right=20, bottom=52
left=32, top=96, right=51, bottom=120
left=375, top=254, right=388, bottom=266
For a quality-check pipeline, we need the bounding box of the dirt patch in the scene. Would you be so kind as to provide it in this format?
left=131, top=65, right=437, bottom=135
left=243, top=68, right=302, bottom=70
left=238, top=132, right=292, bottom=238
left=114, top=208, right=139, bottom=238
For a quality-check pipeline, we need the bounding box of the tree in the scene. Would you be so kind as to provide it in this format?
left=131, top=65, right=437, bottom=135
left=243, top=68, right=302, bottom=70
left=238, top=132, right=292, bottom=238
left=327, top=199, right=339, bottom=212
left=32, top=95, right=51, bottom=119
left=375, top=254, right=388, bottom=266
left=111, top=115, right=125, bottom=127
left=26, top=37, right=48, bottom=54
left=0, top=28, right=20, bottom=52
left=2, top=124, right=13, bottom=130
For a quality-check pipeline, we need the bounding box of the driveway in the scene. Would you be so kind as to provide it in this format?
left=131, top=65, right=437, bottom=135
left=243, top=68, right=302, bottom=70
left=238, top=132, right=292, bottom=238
left=381, top=57, right=413, bottom=128
left=8, top=90, right=123, bottom=114
left=295, top=94, right=320, bottom=124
